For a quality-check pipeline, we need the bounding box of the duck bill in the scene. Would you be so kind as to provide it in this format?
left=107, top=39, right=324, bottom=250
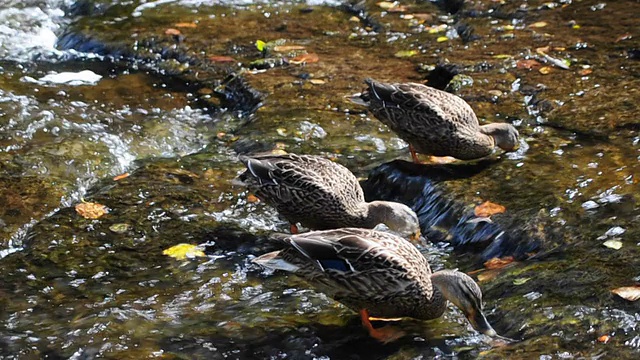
left=409, top=229, right=421, bottom=242
left=467, top=310, right=497, bottom=337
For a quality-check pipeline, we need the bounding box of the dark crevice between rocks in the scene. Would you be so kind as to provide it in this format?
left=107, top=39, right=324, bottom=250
left=361, top=160, right=564, bottom=262
left=339, top=1, right=384, bottom=33
left=422, top=63, right=462, bottom=91
left=55, top=32, right=264, bottom=120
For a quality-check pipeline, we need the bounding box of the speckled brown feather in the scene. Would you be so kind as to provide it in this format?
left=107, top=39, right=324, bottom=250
left=362, top=79, right=496, bottom=160
left=265, top=228, right=447, bottom=320
left=238, top=154, right=371, bottom=230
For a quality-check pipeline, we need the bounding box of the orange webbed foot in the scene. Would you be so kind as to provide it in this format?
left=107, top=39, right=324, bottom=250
left=359, top=309, right=406, bottom=344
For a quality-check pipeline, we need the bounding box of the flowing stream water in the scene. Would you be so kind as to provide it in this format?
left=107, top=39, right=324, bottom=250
left=0, top=0, right=639, bottom=358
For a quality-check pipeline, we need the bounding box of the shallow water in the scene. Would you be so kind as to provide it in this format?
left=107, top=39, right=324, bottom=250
left=0, top=0, right=639, bottom=358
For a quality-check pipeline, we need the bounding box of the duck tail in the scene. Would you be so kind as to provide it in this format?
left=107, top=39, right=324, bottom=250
left=239, top=156, right=278, bottom=186
left=364, top=78, right=396, bottom=102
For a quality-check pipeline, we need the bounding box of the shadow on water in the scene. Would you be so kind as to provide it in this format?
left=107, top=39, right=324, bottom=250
left=362, top=159, right=558, bottom=262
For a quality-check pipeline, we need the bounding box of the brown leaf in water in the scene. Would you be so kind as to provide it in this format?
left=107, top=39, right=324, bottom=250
left=474, top=201, right=506, bottom=217
left=578, top=68, right=593, bottom=76
left=209, top=55, right=236, bottom=63
left=476, top=269, right=501, bottom=282
left=615, top=33, right=632, bottom=43
left=273, top=45, right=306, bottom=52
left=387, top=5, right=408, bottom=12
left=611, top=286, right=640, bottom=301
left=516, top=59, right=542, bottom=70
left=113, top=172, right=129, bottom=181
left=411, top=13, right=433, bottom=21
left=75, top=202, right=108, bottom=219
left=539, top=66, right=552, bottom=74
left=484, top=256, right=515, bottom=270
left=175, top=22, right=197, bottom=28
left=529, top=21, right=548, bottom=28
left=165, top=28, right=181, bottom=36
left=289, top=53, right=319, bottom=65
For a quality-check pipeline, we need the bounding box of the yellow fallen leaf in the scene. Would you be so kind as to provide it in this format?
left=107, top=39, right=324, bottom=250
left=163, top=244, right=206, bottom=260
left=539, top=66, right=552, bottom=74
left=529, top=21, right=548, bottom=28
left=611, top=286, right=640, bottom=301
left=255, top=40, right=266, bottom=52
left=75, top=202, right=108, bottom=219
left=394, top=50, right=418, bottom=58
left=603, top=239, right=622, bottom=250
left=377, top=1, right=396, bottom=9
left=513, top=277, right=530, bottom=285
left=436, top=36, right=449, bottom=43
left=427, top=24, right=447, bottom=34
left=309, top=79, right=326, bottom=85
left=474, top=201, right=506, bottom=217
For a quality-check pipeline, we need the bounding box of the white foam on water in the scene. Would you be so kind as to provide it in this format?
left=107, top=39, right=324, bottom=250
left=132, top=0, right=344, bottom=17
left=21, top=70, right=103, bottom=86
left=0, top=0, right=73, bottom=61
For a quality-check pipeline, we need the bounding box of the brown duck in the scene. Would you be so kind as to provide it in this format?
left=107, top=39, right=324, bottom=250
left=236, top=153, right=420, bottom=239
left=350, top=78, right=519, bottom=162
left=254, top=228, right=496, bottom=342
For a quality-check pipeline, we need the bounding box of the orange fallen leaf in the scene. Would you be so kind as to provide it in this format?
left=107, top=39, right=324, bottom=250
left=578, top=68, right=593, bottom=76
left=598, top=334, right=610, bottom=343
left=484, top=256, right=515, bottom=270
left=75, top=202, right=108, bottom=219
left=174, top=22, right=197, bottom=28
left=516, top=59, right=542, bottom=70
left=474, top=201, right=506, bottom=217
left=113, top=172, right=130, bottom=181
left=273, top=45, right=306, bottom=52
left=611, top=285, right=640, bottom=301
left=247, top=194, right=260, bottom=203
left=209, top=55, right=236, bottom=63
left=165, top=28, right=181, bottom=36
left=289, top=53, right=319, bottom=65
